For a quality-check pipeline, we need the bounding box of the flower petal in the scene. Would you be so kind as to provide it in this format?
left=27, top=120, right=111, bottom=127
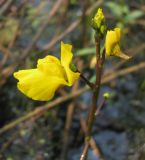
left=37, top=55, right=67, bottom=79
left=14, top=69, right=67, bottom=101
left=105, top=28, right=131, bottom=59
left=60, top=41, right=80, bottom=86
left=115, top=28, right=121, bottom=41
left=105, top=30, right=119, bottom=55
left=116, top=51, right=130, bottom=60
left=14, top=55, right=68, bottom=101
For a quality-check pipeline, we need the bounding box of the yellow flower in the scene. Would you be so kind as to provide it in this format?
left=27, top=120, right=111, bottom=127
left=14, top=42, right=80, bottom=101
left=105, top=28, right=130, bottom=59
left=92, top=8, right=105, bottom=30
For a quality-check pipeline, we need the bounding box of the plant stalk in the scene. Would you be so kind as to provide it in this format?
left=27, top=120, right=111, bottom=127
left=86, top=36, right=104, bottom=138
left=80, top=36, right=105, bottom=160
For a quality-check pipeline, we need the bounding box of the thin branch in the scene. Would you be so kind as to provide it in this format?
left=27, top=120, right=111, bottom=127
left=79, top=115, right=101, bottom=158
left=102, top=62, right=145, bottom=83
left=80, top=73, right=95, bottom=89
left=43, top=20, right=80, bottom=51
left=0, top=0, right=13, bottom=15
left=80, top=142, right=89, bottom=160
left=95, top=96, right=106, bottom=116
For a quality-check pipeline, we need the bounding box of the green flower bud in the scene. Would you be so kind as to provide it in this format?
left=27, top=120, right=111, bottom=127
left=91, top=8, right=105, bottom=29
left=103, top=92, right=111, bottom=99
left=91, top=8, right=106, bottom=37
left=100, top=25, right=107, bottom=35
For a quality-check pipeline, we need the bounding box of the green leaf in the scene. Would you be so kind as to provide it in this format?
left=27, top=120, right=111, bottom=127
left=105, top=2, right=129, bottom=18
left=90, top=75, right=95, bottom=83
left=141, top=80, right=145, bottom=90
left=124, top=10, right=144, bottom=23
left=76, top=47, right=95, bottom=56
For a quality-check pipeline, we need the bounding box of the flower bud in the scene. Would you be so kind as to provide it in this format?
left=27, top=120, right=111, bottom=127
left=100, top=25, right=107, bottom=35
left=91, top=8, right=106, bottom=36
left=103, top=92, right=111, bottom=99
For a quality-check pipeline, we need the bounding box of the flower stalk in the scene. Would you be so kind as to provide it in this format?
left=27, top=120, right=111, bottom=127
left=80, top=37, right=105, bottom=160
left=80, top=8, right=106, bottom=159
left=79, top=73, right=95, bottom=89
left=87, top=36, right=102, bottom=138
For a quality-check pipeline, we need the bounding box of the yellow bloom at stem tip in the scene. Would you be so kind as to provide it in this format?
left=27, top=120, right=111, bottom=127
left=14, top=42, right=80, bottom=101
left=105, top=28, right=130, bottom=59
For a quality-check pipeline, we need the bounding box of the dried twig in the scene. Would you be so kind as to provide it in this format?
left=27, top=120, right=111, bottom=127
left=80, top=142, right=89, bottom=160
left=79, top=115, right=101, bottom=158
left=0, top=131, right=19, bottom=153
left=0, top=0, right=13, bottom=15
left=0, top=45, right=11, bottom=67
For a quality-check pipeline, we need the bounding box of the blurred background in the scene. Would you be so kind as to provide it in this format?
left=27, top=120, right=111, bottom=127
left=0, top=0, right=145, bottom=160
